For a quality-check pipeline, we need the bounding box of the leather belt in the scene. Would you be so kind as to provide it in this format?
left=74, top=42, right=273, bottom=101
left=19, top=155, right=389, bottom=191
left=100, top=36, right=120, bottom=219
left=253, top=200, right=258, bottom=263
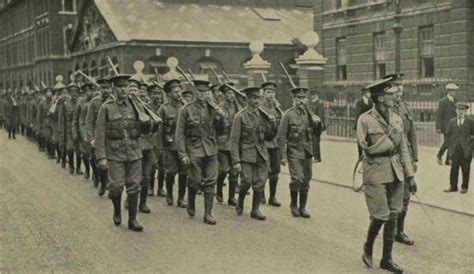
left=367, top=150, right=398, bottom=158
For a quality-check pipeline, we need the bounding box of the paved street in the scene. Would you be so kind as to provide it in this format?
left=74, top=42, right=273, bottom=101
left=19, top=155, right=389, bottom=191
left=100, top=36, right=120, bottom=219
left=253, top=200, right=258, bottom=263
left=1, top=133, right=473, bottom=273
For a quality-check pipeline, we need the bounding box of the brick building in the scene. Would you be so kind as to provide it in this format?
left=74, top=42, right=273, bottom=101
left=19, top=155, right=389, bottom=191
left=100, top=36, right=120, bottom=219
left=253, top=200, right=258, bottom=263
left=0, top=0, right=79, bottom=89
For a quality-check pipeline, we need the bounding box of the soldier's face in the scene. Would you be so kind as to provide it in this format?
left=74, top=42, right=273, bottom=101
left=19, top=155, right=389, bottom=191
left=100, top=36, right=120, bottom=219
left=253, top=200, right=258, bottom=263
left=447, top=90, right=457, bottom=98
left=381, top=93, right=395, bottom=107
left=456, top=108, right=467, bottom=118
left=395, top=91, right=403, bottom=102
left=86, top=88, right=93, bottom=99
left=225, top=92, right=234, bottom=102
left=46, top=91, right=52, bottom=98
left=115, top=86, right=127, bottom=99
left=127, top=85, right=138, bottom=95
left=264, top=89, right=275, bottom=102
left=247, top=95, right=260, bottom=108
left=294, top=94, right=306, bottom=108
left=151, top=92, right=163, bottom=105
left=139, top=89, right=149, bottom=102
left=183, top=93, right=194, bottom=103
left=169, top=86, right=182, bottom=101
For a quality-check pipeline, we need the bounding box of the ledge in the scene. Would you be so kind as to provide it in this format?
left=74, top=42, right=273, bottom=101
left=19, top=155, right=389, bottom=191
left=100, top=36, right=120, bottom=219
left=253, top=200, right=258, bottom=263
left=322, top=0, right=389, bottom=17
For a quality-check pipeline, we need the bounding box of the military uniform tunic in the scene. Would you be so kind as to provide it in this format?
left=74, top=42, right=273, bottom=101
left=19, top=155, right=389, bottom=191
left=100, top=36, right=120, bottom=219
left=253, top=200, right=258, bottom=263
left=356, top=107, right=414, bottom=221
left=58, top=97, right=77, bottom=151
left=259, top=100, right=282, bottom=182
left=217, top=100, right=240, bottom=180
left=37, top=98, right=53, bottom=141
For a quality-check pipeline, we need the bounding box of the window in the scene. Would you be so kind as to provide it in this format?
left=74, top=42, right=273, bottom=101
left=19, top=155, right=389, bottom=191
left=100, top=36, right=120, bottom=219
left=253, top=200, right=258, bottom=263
left=336, top=38, right=347, bottom=81
left=374, top=33, right=386, bottom=79
left=99, top=58, right=108, bottom=77
left=62, top=0, right=76, bottom=12
left=63, top=27, right=73, bottom=55
left=146, top=56, right=169, bottom=75
left=335, top=0, right=349, bottom=9
left=419, top=26, right=434, bottom=78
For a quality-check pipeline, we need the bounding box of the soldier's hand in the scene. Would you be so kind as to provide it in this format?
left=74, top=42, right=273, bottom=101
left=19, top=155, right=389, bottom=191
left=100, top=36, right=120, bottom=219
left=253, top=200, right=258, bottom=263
left=436, top=156, right=443, bottom=166
left=311, top=114, right=321, bottom=124
left=181, top=156, right=190, bottom=167
left=232, top=163, right=241, bottom=173
left=280, top=159, right=287, bottom=166
left=90, top=139, right=95, bottom=147
left=98, top=159, right=108, bottom=170
left=406, top=177, right=417, bottom=194
left=412, top=161, right=418, bottom=173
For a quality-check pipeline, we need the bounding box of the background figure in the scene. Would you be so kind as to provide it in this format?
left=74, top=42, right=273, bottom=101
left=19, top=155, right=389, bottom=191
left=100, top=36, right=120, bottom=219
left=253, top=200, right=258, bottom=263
left=353, top=88, right=373, bottom=159
left=5, top=93, right=20, bottom=139
left=435, top=83, right=458, bottom=165
left=310, top=89, right=326, bottom=163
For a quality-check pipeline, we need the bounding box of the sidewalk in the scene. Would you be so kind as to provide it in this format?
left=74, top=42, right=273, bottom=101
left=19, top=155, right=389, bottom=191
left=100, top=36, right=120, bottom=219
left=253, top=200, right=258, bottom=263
left=282, top=136, right=474, bottom=217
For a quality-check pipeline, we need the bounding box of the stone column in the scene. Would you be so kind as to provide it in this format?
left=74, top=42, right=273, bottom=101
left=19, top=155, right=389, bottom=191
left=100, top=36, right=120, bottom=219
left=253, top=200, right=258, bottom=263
left=162, top=57, right=181, bottom=81
left=295, top=31, right=327, bottom=89
left=244, top=41, right=271, bottom=87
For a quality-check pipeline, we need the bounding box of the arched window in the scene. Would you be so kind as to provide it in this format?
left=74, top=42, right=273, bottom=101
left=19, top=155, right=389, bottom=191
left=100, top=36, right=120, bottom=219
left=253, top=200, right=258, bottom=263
left=193, top=57, right=223, bottom=77
left=90, top=60, right=98, bottom=78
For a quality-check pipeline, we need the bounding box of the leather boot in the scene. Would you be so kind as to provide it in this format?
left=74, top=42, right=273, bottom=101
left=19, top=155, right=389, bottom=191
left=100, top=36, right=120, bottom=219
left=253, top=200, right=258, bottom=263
left=56, top=146, right=61, bottom=163
left=362, top=218, right=384, bottom=268
left=90, top=160, right=99, bottom=187
left=111, top=195, right=122, bottom=226
left=268, top=178, right=281, bottom=207
left=290, top=190, right=300, bottom=217
left=68, top=151, right=74, bottom=174
left=380, top=215, right=403, bottom=273
left=236, top=185, right=250, bottom=215
left=227, top=179, right=237, bottom=206
left=75, top=153, right=83, bottom=175
left=395, top=210, right=414, bottom=245
left=177, top=174, right=187, bottom=208
left=127, top=193, right=143, bottom=232
left=124, top=196, right=129, bottom=210
left=98, top=169, right=106, bottom=196
left=139, top=187, right=151, bottom=213
left=187, top=187, right=197, bottom=217
left=83, top=156, right=90, bottom=179
left=165, top=174, right=174, bottom=206
left=157, top=169, right=166, bottom=197
left=148, top=170, right=155, bottom=196
left=299, top=190, right=311, bottom=218
left=203, top=193, right=216, bottom=225
left=216, top=173, right=226, bottom=203
left=260, top=191, right=266, bottom=204
left=250, top=191, right=266, bottom=221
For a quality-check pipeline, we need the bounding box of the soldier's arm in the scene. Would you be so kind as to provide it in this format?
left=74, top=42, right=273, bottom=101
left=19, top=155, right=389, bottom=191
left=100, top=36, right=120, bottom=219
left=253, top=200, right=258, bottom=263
left=356, top=115, right=369, bottom=151
left=407, top=118, right=418, bottom=161
left=95, top=105, right=107, bottom=160
left=175, top=107, right=188, bottom=159
left=36, top=103, right=43, bottom=131
left=398, top=127, right=415, bottom=178
left=85, top=101, right=95, bottom=143
left=229, top=113, right=242, bottom=165
left=277, top=112, right=290, bottom=160
left=79, top=105, right=88, bottom=142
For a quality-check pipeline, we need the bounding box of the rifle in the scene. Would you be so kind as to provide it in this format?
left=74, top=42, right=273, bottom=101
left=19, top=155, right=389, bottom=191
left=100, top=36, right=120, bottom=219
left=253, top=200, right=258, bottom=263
left=75, top=70, right=101, bottom=89
left=210, top=68, right=223, bottom=85
left=260, top=72, right=283, bottom=116
left=105, top=56, right=119, bottom=76
left=129, top=93, right=162, bottom=123
left=222, top=71, right=232, bottom=83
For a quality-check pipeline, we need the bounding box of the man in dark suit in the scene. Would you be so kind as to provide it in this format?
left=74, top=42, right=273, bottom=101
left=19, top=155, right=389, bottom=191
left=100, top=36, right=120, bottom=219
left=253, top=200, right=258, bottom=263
left=310, top=89, right=326, bottom=162
left=436, top=83, right=458, bottom=165
left=437, top=102, right=473, bottom=194
left=354, top=87, right=373, bottom=159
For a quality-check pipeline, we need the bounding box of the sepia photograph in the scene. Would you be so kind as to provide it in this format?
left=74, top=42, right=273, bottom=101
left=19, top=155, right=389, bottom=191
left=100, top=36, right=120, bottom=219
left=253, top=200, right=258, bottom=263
left=0, top=0, right=473, bottom=273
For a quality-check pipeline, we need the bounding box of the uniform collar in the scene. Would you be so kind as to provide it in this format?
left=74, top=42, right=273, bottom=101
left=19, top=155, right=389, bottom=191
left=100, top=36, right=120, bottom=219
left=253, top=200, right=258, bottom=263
left=116, top=98, right=127, bottom=106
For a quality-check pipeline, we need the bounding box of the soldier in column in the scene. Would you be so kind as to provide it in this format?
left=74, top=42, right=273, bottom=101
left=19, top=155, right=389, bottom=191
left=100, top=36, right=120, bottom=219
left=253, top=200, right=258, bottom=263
left=5, top=90, right=20, bottom=139
left=149, top=83, right=166, bottom=197
left=215, top=83, right=241, bottom=206
left=384, top=74, right=418, bottom=246
left=230, top=86, right=278, bottom=220
left=210, top=83, right=223, bottom=104
left=85, top=78, right=112, bottom=195
left=59, top=82, right=80, bottom=174
left=158, top=79, right=188, bottom=208
left=72, top=83, right=91, bottom=176
left=176, top=80, right=227, bottom=225
left=18, top=90, right=27, bottom=137
left=277, top=87, right=321, bottom=219
left=51, top=83, right=65, bottom=163
left=26, top=91, right=36, bottom=141
left=37, top=86, right=55, bottom=158
left=95, top=75, right=157, bottom=232
left=259, top=81, right=283, bottom=206
left=35, top=88, right=45, bottom=149
left=78, top=83, right=95, bottom=180
left=182, top=89, right=194, bottom=103
left=357, top=78, right=417, bottom=273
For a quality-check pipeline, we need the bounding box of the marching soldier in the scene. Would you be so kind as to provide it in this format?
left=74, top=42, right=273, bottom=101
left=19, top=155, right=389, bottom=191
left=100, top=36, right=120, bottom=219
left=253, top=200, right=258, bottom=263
left=78, top=83, right=95, bottom=180
left=51, top=82, right=66, bottom=163
left=85, top=78, right=112, bottom=195
left=277, top=87, right=321, bottom=219
left=230, top=86, right=277, bottom=220
left=259, top=81, right=283, bottom=206
left=175, top=80, right=227, bottom=225
left=5, top=90, right=20, bottom=139
left=215, top=84, right=241, bottom=206
left=158, top=79, right=188, bottom=208
left=182, top=89, right=194, bottom=103
left=37, top=87, right=55, bottom=158
left=72, top=84, right=92, bottom=176
left=95, top=75, right=156, bottom=232
left=58, top=82, right=80, bottom=174
left=149, top=83, right=166, bottom=197
left=385, top=74, right=418, bottom=246
left=26, top=91, right=37, bottom=141
left=19, top=91, right=27, bottom=137
left=357, top=77, right=417, bottom=273
left=210, top=83, right=223, bottom=104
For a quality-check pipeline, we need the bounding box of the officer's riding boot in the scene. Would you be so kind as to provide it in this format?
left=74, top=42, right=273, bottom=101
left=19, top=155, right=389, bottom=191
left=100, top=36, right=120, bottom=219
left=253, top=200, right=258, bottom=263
left=362, top=218, right=384, bottom=268
left=203, top=193, right=217, bottom=225
left=98, top=169, right=106, bottom=196
left=177, top=174, right=188, bottom=208
left=139, top=186, right=151, bottom=214
left=56, top=146, right=61, bottom=163
left=39, top=137, right=45, bottom=151
left=250, top=191, right=266, bottom=221
left=268, top=178, right=281, bottom=207
left=236, top=185, right=250, bottom=215
left=187, top=187, right=197, bottom=217
left=380, top=215, right=404, bottom=273
left=148, top=170, right=155, bottom=196
left=157, top=169, right=166, bottom=197
left=68, top=151, right=74, bottom=174
left=91, top=161, right=99, bottom=187
left=62, top=149, right=67, bottom=168
left=83, top=156, right=90, bottom=179
left=290, top=190, right=300, bottom=217
left=227, top=179, right=238, bottom=206
left=260, top=191, right=266, bottom=204
left=165, top=174, right=174, bottom=206
left=8, top=130, right=11, bottom=139
left=299, top=190, right=311, bottom=218
left=395, top=210, right=414, bottom=245
left=75, top=153, right=83, bottom=175
left=111, top=194, right=122, bottom=226
left=216, top=173, right=226, bottom=203
left=127, top=193, right=144, bottom=232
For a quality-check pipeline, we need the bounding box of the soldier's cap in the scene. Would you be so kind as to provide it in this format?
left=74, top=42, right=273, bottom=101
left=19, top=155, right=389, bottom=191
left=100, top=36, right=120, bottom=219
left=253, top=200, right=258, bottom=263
left=218, top=82, right=235, bottom=93
left=445, top=82, right=459, bottom=90
left=148, top=82, right=163, bottom=93
left=182, top=90, right=193, bottom=96
left=193, top=80, right=211, bottom=92
left=383, top=73, right=404, bottom=84
left=81, top=82, right=94, bottom=91
left=210, top=84, right=220, bottom=91
left=43, top=87, right=53, bottom=93
left=455, top=102, right=469, bottom=109
left=110, top=74, right=131, bottom=87
left=366, top=77, right=394, bottom=96
left=241, top=86, right=261, bottom=98
left=128, top=77, right=141, bottom=88
left=290, top=87, right=309, bottom=96
left=261, top=81, right=277, bottom=91
left=67, top=82, right=80, bottom=91
left=163, top=79, right=181, bottom=93
left=96, top=78, right=111, bottom=88
left=138, top=81, right=149, bottom=90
